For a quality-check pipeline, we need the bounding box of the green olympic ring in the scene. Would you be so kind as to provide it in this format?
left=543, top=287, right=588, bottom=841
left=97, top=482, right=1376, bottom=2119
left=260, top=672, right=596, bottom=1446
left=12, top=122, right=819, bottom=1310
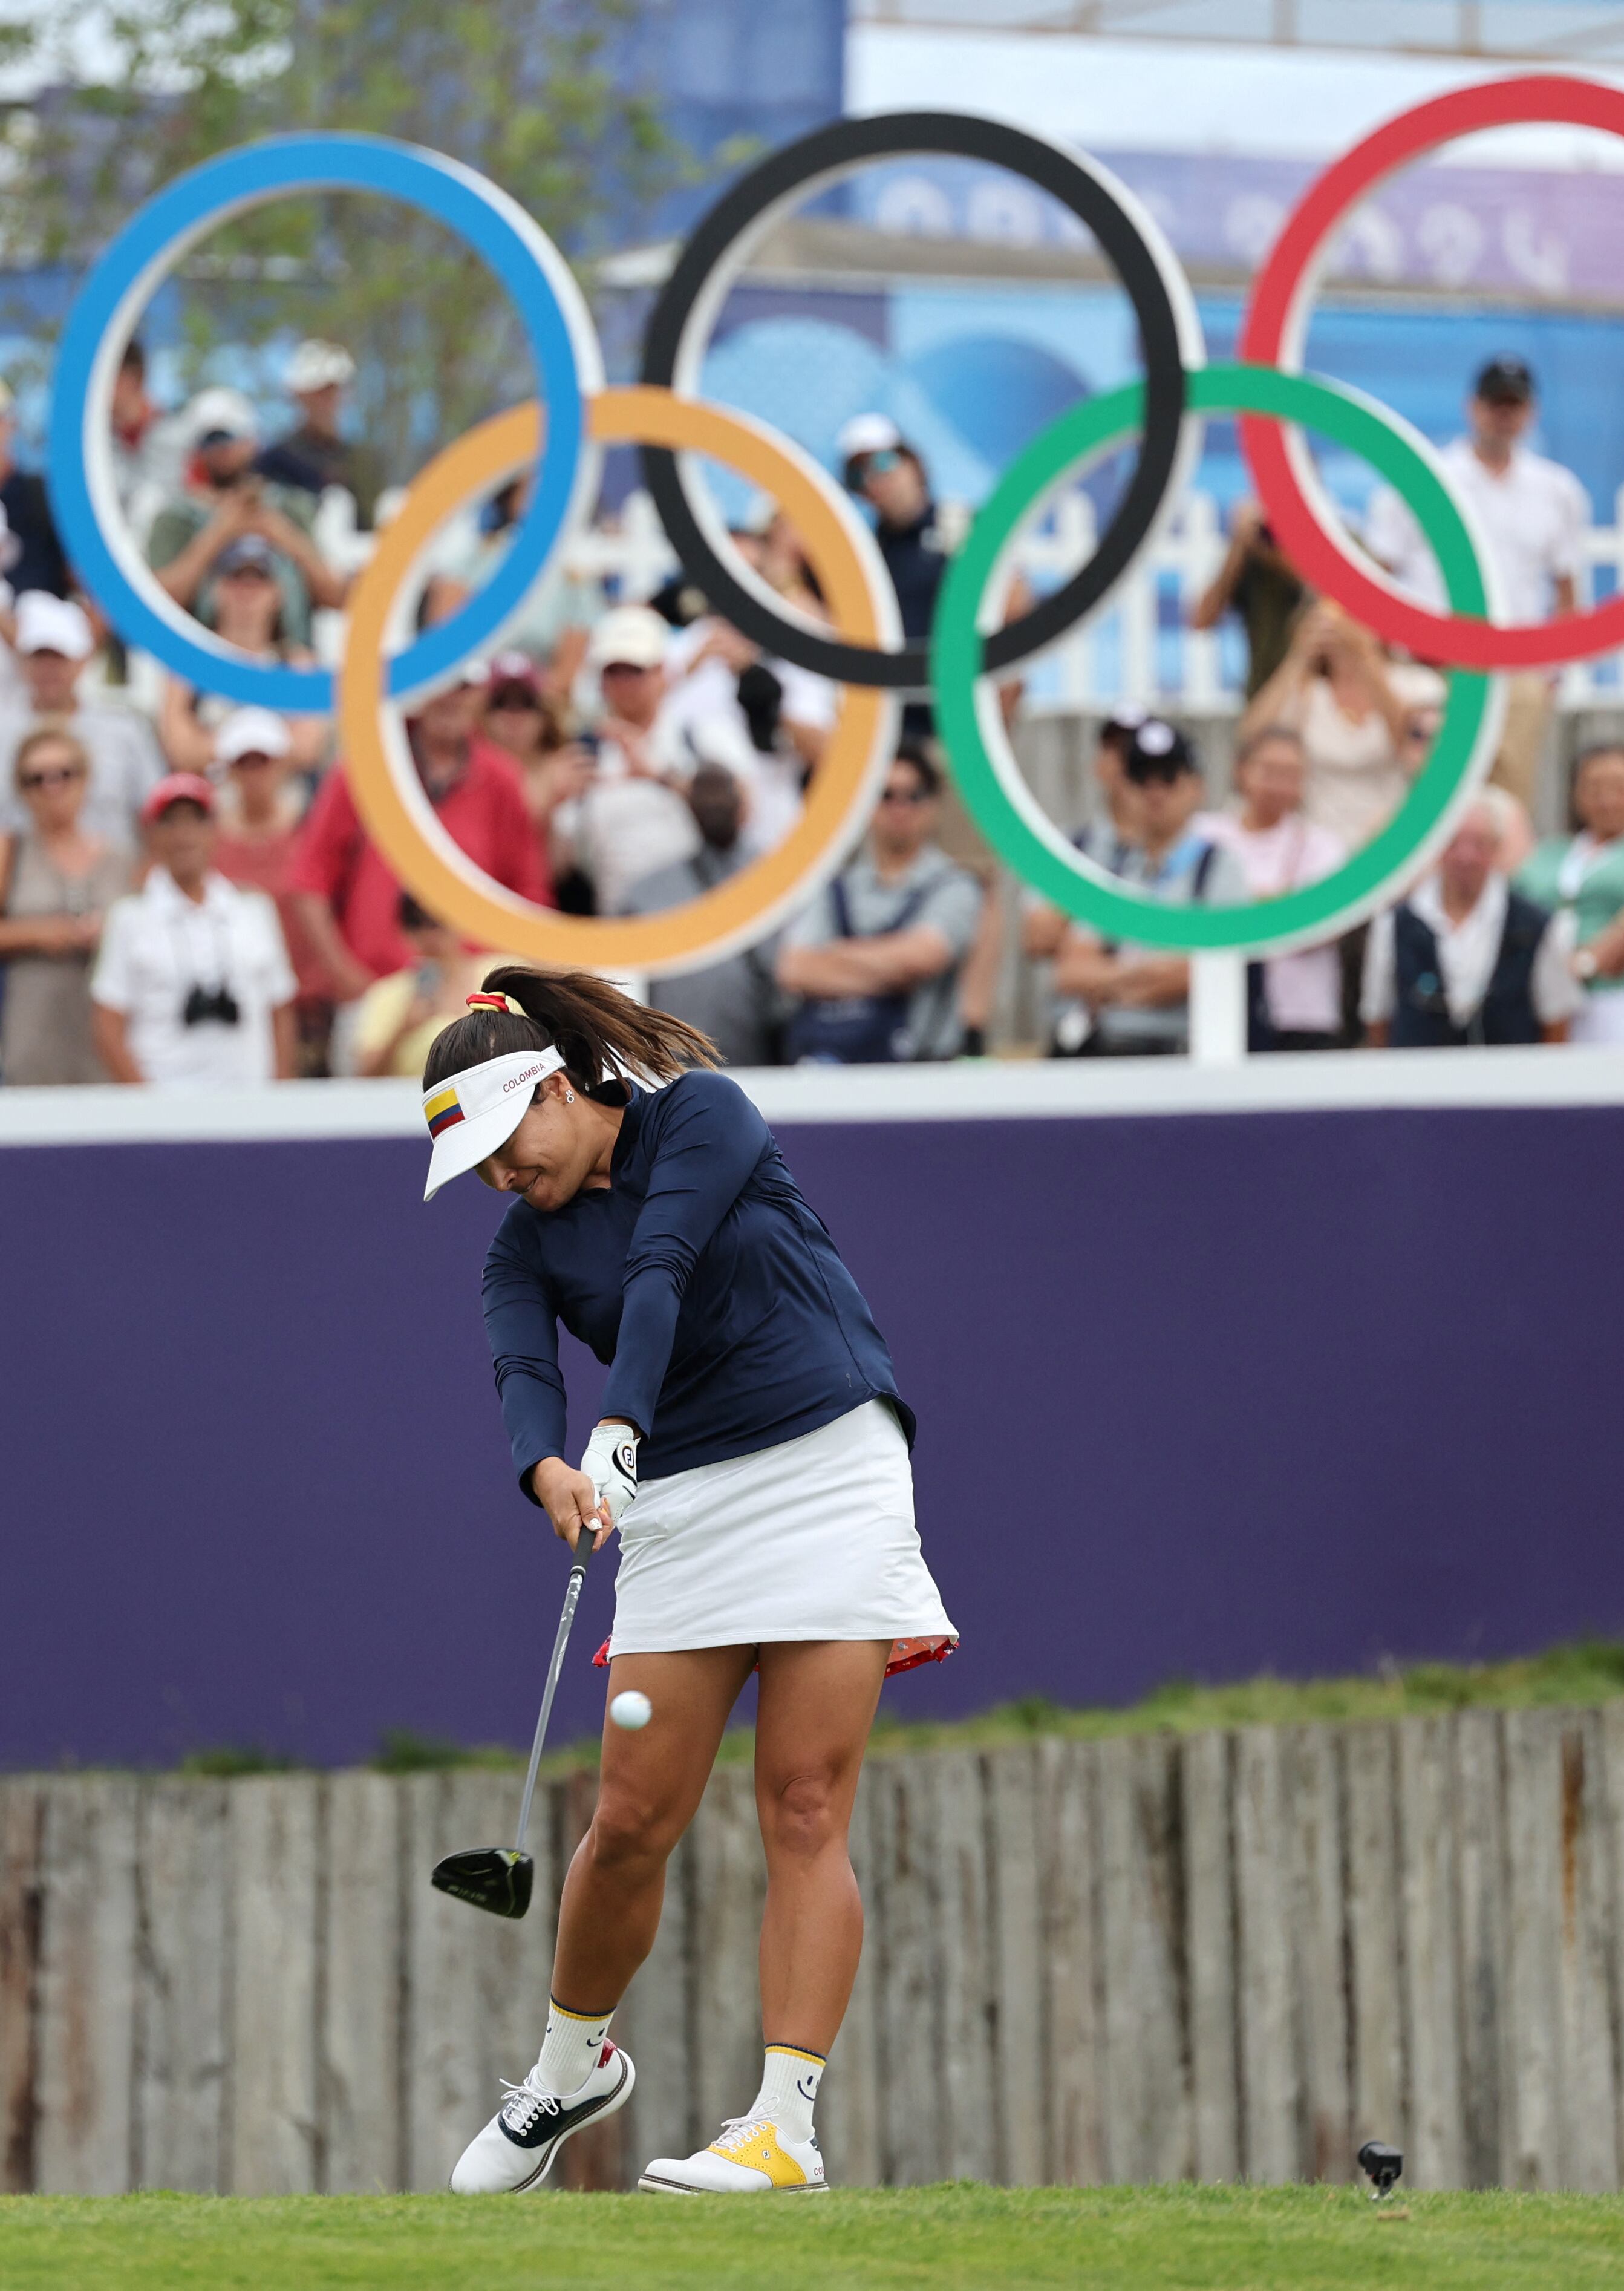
left=930, top=362, right=1497, bottom=954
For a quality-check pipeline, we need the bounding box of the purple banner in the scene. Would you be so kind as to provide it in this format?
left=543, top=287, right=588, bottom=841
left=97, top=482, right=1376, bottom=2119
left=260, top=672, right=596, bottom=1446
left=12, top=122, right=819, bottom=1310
left=5, top=1107, right=1624, bottom=1771
left=853, top=149, right=1616, bottom=301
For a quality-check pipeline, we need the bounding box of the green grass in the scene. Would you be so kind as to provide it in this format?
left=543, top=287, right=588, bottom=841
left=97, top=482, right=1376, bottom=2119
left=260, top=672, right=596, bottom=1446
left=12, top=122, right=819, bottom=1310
left=30, top=1639, right=1624, bottom=1782
left=3, top=2186, right=1622, bottom=2289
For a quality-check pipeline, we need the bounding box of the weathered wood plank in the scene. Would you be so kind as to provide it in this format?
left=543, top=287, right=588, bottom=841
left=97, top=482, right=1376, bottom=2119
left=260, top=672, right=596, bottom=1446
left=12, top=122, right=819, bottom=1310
left=558, top=1768, right=625, bottom=2191
left=986, top=1744, right=1044, bottom=2186
left=615, top=1823, right=696, bottom=2180
left=132, top=1780, right=228, bottom=2192
left=1039, top=1739, right=1104, bottom=2186
left=1182, top=1730, right=1236, bottom=2184
left=688, top=1765, right=765, bottom=2145
left=1553, top=1715, right=1618, bottom=2192
left=1233, top=1725, right=1299, bottom=2183
left=1600, top=1702, right=1624, bottom=2194
left=1453, top=1708, right=1507, bottom=2189
left=227, top=1776, right=321, bottom=2194
left=1502, top=1708, right=1562, bottom=2189
left=33, top=1776, right=140, bottom=2195
left=1343, top=1725, right=1405, bottom=2162
left=322, top=1772, right=403, bottom=2193
left=872, top=1756, right=941, bottom=2185
left=1097, top=1734, right=1192, bottom=2184
left=0, top=1779, right=43, bottom=2192
left=1282, top=1726, right=1349, bottom=2183
left=934, top=1750, right=994, bottom=2183
left=1397, top=1716, right=1464, bottom=2191
left=402, top=1771, right=556, bottom=2194
left=818, top=1762, right=881, bottom=2188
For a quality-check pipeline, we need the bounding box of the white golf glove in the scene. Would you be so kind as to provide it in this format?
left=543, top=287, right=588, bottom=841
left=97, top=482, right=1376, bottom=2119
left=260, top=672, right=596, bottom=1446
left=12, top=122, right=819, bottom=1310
left=579, top=1420, right=639, bottom=1530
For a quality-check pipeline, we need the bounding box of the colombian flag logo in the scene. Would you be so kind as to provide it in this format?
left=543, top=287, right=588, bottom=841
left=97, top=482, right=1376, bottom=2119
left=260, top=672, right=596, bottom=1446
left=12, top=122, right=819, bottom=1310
left=424, top=1085, right=465, bottom=1138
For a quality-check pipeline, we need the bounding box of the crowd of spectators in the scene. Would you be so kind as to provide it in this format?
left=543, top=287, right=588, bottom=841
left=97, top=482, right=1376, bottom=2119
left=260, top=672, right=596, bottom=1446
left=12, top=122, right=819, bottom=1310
left=0, top=339, right=1620, bottom=1089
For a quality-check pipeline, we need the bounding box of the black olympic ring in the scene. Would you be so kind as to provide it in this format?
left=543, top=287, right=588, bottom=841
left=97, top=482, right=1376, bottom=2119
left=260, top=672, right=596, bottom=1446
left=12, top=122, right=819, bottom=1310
left=639, top=112, right=1204, bottom=693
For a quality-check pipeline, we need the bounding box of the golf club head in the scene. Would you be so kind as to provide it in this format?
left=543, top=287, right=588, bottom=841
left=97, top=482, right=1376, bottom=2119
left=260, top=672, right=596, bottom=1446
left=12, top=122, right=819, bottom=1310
left=431, top=1846, right=534, bottom=1920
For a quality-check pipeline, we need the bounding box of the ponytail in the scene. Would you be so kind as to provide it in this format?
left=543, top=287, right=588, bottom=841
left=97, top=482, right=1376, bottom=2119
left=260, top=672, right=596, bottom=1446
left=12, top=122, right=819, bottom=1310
left=420, top=966, right=721, bottom=1096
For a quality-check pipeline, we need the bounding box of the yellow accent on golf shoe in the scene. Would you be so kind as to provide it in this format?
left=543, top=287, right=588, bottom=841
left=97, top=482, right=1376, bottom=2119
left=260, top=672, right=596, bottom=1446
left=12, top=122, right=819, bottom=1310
left=707, top=2118, right=810, bottom=2188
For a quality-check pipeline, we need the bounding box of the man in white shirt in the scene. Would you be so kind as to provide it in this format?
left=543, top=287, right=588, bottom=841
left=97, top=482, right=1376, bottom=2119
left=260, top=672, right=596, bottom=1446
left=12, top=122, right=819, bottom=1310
left=1364, top=357, right=1587, bottom=809
left=0, top=592, right=165, bottom=851
left=561, top=605, right=700, bottom=915
left=1361, top=794, right=1581, bottom=1048
left=1204, top=724, right=1346, bottom=1050
left=91, top=774, right=297, bottom=1087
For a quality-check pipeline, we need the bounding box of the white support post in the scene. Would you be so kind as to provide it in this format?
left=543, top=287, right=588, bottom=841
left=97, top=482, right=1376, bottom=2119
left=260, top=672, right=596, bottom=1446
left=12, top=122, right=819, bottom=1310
left=1189, top=950, right=1247, bottom=1066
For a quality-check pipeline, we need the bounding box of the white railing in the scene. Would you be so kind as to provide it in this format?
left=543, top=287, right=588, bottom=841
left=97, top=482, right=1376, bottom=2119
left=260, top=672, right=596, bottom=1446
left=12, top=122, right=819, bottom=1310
left=125, top=480, right=1624, bottom=722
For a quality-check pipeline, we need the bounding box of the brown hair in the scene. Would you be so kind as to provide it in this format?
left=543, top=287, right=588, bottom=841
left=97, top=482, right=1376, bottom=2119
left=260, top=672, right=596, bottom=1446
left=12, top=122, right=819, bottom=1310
left=420, top=965, right=720, bottom=1096
left=13, top=726, right=90, bottom=792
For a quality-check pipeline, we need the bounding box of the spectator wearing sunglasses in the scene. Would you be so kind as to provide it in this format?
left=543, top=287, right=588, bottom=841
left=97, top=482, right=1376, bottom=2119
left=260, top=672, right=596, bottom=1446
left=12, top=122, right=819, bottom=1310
left=777, top=740, right=982, bottom=1062
left=0, top=592, right=165, bottom=855
left=0, top=727, right=130, bottom=1084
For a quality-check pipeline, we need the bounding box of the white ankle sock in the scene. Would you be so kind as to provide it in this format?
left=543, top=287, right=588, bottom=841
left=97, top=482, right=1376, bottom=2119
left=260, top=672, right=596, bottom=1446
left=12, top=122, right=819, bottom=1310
left=751, top=2044, right=825, bottom=2143
left=535, top=1998, right=614, bottom=2096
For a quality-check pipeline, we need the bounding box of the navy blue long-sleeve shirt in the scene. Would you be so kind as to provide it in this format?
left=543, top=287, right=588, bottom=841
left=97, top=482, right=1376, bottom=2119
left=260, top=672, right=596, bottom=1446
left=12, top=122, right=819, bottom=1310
left=483, top=1069, right=913, bottom=1494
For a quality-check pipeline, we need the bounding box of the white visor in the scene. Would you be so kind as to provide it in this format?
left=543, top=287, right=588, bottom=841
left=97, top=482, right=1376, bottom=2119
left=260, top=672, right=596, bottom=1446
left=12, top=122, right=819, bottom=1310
left=422, top=1047, right=566, bottom=1201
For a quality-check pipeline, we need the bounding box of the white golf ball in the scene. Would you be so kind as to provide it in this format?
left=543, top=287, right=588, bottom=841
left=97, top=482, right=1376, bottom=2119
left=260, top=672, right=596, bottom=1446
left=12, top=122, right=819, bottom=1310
left=610, top=1690, right=653, bottom=1731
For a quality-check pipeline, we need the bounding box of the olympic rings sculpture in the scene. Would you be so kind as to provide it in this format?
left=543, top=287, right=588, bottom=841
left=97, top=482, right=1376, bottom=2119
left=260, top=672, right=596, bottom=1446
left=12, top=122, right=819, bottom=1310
left=45, top=77, right=1609, bottom=970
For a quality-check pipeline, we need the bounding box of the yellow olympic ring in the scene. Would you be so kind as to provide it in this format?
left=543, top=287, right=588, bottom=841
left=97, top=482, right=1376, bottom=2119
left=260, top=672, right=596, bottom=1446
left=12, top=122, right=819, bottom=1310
left=337, top=385, right=898, bottom=976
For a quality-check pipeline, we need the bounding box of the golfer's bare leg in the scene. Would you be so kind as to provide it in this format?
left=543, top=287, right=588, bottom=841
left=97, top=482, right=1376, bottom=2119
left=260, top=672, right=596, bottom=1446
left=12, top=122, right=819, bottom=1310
left=754, top=1639, right=889, bottom=2054
left=550, top=1644, right=755, bottom=2010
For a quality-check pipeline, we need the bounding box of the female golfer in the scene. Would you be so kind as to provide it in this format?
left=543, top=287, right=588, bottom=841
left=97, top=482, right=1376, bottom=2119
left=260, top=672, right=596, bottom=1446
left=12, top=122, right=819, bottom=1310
left=423, top=966, right=955, bottom=2196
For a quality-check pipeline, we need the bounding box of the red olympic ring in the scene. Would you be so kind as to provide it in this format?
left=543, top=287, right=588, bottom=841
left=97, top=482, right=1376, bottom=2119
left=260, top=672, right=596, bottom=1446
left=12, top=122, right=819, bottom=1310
left=1239, top=74, right=1624, bottom=670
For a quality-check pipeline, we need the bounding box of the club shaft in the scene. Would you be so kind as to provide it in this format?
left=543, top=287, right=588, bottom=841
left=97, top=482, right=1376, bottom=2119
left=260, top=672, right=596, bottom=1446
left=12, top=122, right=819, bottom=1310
left=514, top=1537, right=594, bottom=1855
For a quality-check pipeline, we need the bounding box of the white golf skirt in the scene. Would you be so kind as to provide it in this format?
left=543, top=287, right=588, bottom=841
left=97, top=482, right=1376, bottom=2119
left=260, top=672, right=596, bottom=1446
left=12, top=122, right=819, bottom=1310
left=604, top=1399, right=957, bottom=1666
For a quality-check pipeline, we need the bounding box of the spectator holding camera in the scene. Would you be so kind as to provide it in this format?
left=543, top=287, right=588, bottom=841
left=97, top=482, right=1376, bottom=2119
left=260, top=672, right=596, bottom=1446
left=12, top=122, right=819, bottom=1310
left=1189, top=497, right=1306, bottom=698
left=1516, top=742, right=1624, bottom=1046
left=146, top=388, right=347, bottom=647
left=0, top=728, right=130, bottom=1085
left=777, top=740, right=982, bottom=1062
left=256, top=339, right=387, bottom=529
left=1205, top=724, right=1346, bottom=1051
left=91, top=774, right=296, bottom=1086
left=1051, top=719, right=1247, bottom=1056
left=1361, top=794, right=1580, bottom=1048
left=1240, top=598, right=1409, bottom=853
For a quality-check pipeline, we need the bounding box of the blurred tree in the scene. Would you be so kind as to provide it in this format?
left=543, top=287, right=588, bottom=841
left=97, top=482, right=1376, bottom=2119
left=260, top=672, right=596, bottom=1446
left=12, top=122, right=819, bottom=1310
left=0, top=0, right=689, bottom=478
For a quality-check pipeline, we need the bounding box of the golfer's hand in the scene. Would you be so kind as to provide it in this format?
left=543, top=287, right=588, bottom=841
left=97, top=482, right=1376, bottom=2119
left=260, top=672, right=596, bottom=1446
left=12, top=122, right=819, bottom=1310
left=579, top=1420, right=639, bottom=1531
left=530, top=1457, right=609, bottom=1552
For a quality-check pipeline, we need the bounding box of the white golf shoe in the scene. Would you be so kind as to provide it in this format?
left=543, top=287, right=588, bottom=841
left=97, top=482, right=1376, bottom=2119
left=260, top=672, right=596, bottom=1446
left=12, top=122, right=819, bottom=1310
left=639, top=2110, right=827, bottom=2194
left=449, top=2039, right=634, bottom=2193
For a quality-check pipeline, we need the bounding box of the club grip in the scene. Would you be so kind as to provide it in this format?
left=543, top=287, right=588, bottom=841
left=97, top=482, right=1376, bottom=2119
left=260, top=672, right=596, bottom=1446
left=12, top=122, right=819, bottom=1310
left=570, top=1525, right=598, bottom=1576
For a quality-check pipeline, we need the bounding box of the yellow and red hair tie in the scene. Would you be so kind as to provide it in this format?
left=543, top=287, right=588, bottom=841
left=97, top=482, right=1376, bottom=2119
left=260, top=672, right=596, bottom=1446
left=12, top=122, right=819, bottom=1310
left=466, top=990, right=526, bottom=1016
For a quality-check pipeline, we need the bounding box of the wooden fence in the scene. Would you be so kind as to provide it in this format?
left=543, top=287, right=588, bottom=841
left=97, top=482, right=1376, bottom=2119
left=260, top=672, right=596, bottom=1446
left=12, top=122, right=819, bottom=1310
left=4, top=1704, right=1624, bottom=2195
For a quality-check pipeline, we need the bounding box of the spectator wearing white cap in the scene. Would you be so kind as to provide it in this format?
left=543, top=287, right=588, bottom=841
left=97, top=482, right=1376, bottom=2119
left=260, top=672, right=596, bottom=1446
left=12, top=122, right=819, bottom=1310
left=210, top=706, right=327, bottom=1058
left=0, top=377, right=69, bottom=599
left=0, top=592, right=165, bottom=854
left=157, top=529, right=326, bottom=778
left=91, top=773, right=298, bottom=1087
left=555, top=605, right=700, bottom=914
left=256, top=338, right=388, bottom=529
left=146, top=387, right=347, bottom=647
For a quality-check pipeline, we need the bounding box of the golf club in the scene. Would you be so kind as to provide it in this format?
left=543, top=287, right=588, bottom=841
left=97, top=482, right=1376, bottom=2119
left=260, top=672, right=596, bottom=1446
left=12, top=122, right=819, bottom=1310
left=431, top=1528, right=598, bottom=1918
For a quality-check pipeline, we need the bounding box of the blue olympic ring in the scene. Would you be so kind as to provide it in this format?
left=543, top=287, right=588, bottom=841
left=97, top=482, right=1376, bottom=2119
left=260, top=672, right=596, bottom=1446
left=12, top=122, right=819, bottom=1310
left=48, top=134, right=604, bottom=714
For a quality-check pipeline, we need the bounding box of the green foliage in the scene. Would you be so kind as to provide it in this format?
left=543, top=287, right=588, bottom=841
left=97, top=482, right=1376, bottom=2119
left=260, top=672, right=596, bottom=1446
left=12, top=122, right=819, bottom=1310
left=3, top=0, right=691, bottom=478
left=177, top=1744, right=301, bottom=1777
left=3, top=2186, right=1623, bottom=2289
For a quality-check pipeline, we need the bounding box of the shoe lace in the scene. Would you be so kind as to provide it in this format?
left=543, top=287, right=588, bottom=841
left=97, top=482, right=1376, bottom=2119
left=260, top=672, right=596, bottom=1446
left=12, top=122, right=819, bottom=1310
left=714, top=2110, right=771, bottom=2149
left=499, top=2069, right=564, bottom=2137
